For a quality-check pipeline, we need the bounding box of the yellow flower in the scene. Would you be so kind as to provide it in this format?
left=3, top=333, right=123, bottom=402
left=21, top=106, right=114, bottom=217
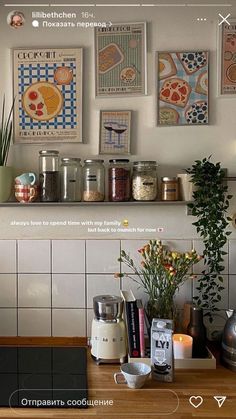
left=185, top=252, right=192, bottom=259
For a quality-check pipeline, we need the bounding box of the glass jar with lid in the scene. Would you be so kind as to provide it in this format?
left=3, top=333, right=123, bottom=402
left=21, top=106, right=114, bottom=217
left=108, top=159, right=131, bottom=202
left=60, top=158, right=82, bottom=202
left=132, top=161, right=158, bottom=201
left=83, top=159, right=105, bottom=202
left=161, top=177, right=179, bottom=201
left=39, top=150, right=60, bottom=202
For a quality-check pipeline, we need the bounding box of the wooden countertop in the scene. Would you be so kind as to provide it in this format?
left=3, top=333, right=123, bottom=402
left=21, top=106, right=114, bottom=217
left=0, top=347, right=235, bottom=419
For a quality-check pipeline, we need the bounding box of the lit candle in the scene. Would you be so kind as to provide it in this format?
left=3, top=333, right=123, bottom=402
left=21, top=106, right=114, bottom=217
left=173, top=334, right=193, bottom=359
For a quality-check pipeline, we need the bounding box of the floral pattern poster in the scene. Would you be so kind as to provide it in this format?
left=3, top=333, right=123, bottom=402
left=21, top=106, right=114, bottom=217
left=157, top=51, right=209, bottom=126
left=13, top=48, right=83, bottom=143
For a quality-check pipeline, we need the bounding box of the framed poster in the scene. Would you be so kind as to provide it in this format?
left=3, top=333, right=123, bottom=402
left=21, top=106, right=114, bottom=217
left=218, top=19, right=236, bottom=95
left=99, top=110, right=131, bottom=155
left=13, top=48, right=83, bottom=143
left=95, top=22, right=147, bottom=97
left=157, top=51, right=209, bottom=126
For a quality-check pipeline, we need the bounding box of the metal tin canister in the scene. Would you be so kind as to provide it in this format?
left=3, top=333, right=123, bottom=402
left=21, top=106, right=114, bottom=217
left=161, top=177, right=179, bottom=201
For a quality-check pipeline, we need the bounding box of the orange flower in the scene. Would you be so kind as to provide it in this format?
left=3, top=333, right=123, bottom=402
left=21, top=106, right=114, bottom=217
left=144, top=244, right=150, bottom=252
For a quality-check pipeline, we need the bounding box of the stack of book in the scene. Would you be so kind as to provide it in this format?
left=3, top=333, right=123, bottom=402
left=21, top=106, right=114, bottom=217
left=120, top=290, right=146, bottom=359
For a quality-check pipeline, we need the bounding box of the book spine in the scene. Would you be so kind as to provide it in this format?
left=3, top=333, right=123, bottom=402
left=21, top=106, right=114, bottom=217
left=125, top=301, right=140, bottom=357
left=138, top=306, right=145, bottom=357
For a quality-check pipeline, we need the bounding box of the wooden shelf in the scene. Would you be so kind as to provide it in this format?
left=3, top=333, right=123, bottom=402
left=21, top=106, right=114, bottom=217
left=0, top=201, right=190, bottom=207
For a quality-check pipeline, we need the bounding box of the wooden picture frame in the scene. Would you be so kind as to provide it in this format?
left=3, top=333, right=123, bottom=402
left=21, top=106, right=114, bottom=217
left=156, top=51, right=209, bottom=126
left=218, top=19, right=236, bottom=96
left=99, top=110, right=131, bottom=155
left=95, top=22, right=147, bottom=97
left=13, top=47, right=83, bottom=143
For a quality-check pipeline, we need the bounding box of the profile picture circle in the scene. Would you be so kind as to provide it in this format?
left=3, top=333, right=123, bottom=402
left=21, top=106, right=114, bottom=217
left=7, top=11, right=25, bottom=29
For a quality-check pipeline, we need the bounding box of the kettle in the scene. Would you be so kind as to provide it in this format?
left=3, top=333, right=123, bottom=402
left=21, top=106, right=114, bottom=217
left=221, top=309, right=236, bottom=371
left=90, top=295, right=127, bottom=364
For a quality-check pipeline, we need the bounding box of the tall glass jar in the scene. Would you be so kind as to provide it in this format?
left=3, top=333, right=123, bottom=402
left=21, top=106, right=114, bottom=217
left=108, top=159, right=131, bottom=202
left=39, top=150, right=60, bottom=202
left=83, top=159, right=105, bottom=202
left=132, top=161, right=158, bottom=201
left=60, top=158, right=82, bottom=202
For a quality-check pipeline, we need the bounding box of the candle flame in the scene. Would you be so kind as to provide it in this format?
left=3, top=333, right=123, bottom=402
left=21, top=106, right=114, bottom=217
left=179, top=336, right=183, bottom=342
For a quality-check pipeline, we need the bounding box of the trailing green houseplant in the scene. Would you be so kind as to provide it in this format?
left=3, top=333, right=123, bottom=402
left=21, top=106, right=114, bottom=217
left=0, top=96, right=14, bottom=202
left=187, top=157, right=232, bottom=322
left=0, top=97, right=14, bottom=166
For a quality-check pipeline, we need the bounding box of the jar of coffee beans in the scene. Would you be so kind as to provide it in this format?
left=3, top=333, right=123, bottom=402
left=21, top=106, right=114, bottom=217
left=39, top=150, right=60, bottom=202
left=108, top=159, right=131, bottom=202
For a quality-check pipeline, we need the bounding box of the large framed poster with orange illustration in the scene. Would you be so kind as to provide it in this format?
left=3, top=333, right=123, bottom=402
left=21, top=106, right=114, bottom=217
left=218, top=19, right=236, bottom=95
left=157, top=51, right=209, bottom=126
left=13, top=48, right=83, bottom=143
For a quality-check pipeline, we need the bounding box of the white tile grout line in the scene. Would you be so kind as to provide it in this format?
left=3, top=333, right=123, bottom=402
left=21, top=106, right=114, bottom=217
left=84, top=240, right=88, bottom=338
left=16, top=240, right=19, bottom=337
left=50, top=239, right=53, bottom=337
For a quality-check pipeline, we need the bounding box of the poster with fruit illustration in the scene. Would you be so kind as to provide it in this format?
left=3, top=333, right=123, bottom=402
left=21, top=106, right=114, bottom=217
left=13, top=48, right=82, bottom=143
left=95, top=22, right=147, bottom=96
left=157, top=51, right=209, bottom=126
left=219, top=20, right=236, bottom=95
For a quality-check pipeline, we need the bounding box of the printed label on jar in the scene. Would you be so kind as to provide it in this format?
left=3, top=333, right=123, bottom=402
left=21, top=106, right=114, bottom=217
left=86, top=175, right=97, bottom=182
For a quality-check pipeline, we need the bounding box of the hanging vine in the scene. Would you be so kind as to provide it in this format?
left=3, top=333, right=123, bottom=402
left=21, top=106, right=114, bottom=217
left=187, top=157, right=232, bottom=322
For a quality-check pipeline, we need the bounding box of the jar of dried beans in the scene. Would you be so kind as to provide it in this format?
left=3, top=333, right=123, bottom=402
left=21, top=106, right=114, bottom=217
left=83, top=159, right=105, bottom=202
left=132, top=161, right=158, bottom=201
left=108, top=159, right=131, bottom=202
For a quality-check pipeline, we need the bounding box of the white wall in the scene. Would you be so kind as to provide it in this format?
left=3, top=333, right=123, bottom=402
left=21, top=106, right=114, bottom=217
left=1, top=1, right=236, bottom=239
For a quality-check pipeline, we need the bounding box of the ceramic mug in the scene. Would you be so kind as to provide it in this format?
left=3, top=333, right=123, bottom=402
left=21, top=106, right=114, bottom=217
left=15, top=172, right=36, bottom=186
left=15, top=184, right=39, bottom=203
left=114, top=362, right=151, bottom=389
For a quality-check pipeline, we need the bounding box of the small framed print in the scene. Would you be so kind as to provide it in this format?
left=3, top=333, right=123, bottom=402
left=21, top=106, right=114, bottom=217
left=218, top=19, right=236, bottom=96
left=99, top=110, right=131, bottom=155
left=95, top=22, right=147, bottom=97
left=157, top=51, right=209, bottom=126
left=13, top=47, right=83, bottom=143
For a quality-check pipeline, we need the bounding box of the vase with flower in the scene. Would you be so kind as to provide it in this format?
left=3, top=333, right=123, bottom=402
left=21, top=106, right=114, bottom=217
left=118, top=240, right=202, bottom=330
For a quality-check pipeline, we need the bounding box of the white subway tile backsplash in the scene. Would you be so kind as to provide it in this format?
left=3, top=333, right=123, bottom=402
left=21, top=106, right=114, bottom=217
left=0, top=240, right=16, bottom=273
left=18, top=309, right=51, bottom=336
left=193, top=275, right=229, bottom=310
left=0, top=274, right=17, bottom=307
left=18, top=240, right=51, bottom=273
left=18, top=274, right=51, bottom=308
left=229, top=240, right=236, bottom=274
left=120, top=240, right=146, bottom=274
left=0, top=309, right=17, bottom=336
left=0, top=238, right=231, bottom=338
left=87, top=274, right=120, bottom=308
left=163, top=240, right=192, bottom=253
left=86, top=240, right=120, bottom=273
left=52, top=274, right=85, bottom=308
left=174, top=279, right=192, bottom=308
left=52, top=309, right=86, bottom=337
left=52, top=240, right=85, bottom=273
